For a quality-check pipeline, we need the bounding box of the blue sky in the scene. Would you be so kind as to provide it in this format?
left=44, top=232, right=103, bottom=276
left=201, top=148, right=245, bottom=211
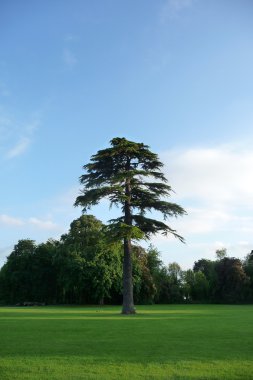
left=1, top=0, right=253, bottom=269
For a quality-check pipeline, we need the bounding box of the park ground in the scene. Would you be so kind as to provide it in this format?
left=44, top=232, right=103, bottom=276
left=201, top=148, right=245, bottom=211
left=0, top=304, right=253, bottom=379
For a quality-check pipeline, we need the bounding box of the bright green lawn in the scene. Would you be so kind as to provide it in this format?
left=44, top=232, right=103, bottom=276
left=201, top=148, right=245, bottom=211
left=0, top=304, right=253, bottom=379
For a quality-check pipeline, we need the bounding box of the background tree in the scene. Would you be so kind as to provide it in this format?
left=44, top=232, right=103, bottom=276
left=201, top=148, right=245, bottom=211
left=215, top=257, right=249, bottom=303
left=30, top=240, right=58, bottom=303
left=191, top=271, right=210, bottom=302
left=0, top=240, right=37, bottom=304
left=56, top=215, right=122, bottom=304
left=1, top=229, right=252, bottom=306
left=216, top=248, right=227, bottom=260
left=182, top=269, right=195, bottom=302
left=75, top=137, right=186, bottom=314
left=243, top=251, right=253, bottom=301
left=131, top=245, right=157, bottom=305
left=0, top=239, right=58, bottom=304
left=193, top=259, right=217, bottom=301
left=166, top=262, right=184, bottom=303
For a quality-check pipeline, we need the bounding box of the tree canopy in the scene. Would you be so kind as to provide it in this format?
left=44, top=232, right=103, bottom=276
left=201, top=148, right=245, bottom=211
left=75, top=137, right=186, bottom=313
left=0, top=229, right=252, bottom=306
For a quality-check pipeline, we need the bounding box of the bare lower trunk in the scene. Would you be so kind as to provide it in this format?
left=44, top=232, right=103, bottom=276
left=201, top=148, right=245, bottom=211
left=122, top=237, right=135, bottom=314
left=121, top=159, right=136, bottom=314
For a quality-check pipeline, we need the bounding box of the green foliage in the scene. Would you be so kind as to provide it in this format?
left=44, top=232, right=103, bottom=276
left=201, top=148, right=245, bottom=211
left=0, top=239, right=36, bottom=303
left=0, top=216, right=123, bottom=305
left=55, top=215, right=122, bottom=304
left=1, top=218, right=253, bottom=306
left=105, top=222, right=145, bottom=241
left=215, top=257, right=249, bottom=303
left=75, top=137, right=186, bottom=242
left=131, top=246, right=157, bottom=304
left=216, top=248, right=227, bottom=260
left=74, top=137, right=186, bottom=313
left=192, top=271, right=210, bottom=302
left=243, top=251, right=253, bottom=300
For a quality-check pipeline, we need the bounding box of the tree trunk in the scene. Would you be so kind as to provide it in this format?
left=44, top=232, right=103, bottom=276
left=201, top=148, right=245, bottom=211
left=122, top=237, right=135, bottom=314
left=122, top=165, right=136, bottom=314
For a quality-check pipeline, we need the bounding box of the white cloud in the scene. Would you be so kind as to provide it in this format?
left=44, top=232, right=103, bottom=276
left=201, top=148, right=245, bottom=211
left=0, top=214, right=24, bottom=226
left=161, top=145, right=253, bottom=208
left=0, top=106, right=40, bottom=160
left=190, top=240, right=252, bottom=259
left=6, top=137, right=31, bottom=159
left=149, top=144, right=253, bottom=263
left=175, top=207, right=231, bottom=235
left=149, top=208, right=231, bottom=247
left=28, top=217, right=59, bottom=231
left=0, top=213, right=58, bottom=231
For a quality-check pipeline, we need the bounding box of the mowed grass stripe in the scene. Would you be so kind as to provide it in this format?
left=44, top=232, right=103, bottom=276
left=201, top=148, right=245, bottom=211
left=1, top=358, right=253, bottom=380
left=0, top=305, right=253, bottom=379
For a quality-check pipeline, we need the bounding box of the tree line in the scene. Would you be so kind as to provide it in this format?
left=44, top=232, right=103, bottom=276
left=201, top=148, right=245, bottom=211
left=2, top=137, right=253, bottom=308
left=0, top=214, right=253, bottom=305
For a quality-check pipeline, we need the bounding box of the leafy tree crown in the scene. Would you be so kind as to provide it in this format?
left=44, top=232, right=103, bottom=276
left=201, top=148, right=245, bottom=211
left=75, top=137, right=186, bottom=242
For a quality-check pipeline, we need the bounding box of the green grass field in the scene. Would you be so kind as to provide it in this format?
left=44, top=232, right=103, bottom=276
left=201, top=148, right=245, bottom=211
left=0, top=304, right=253, bottom=379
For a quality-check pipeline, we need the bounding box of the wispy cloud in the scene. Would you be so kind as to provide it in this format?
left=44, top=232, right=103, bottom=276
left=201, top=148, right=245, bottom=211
left=0, top=110, right=40, bottom=160
left=62, top=32, right=79, bottom=69
left=28, top=217, right=59, bottom=231
left=0, top=214, right=59, bottom=267
left=0, top=214, right=24, bottom=226
left=64, top=34, right=78, bottom=43
left=0, top=213, right=59, bottom=231
left=6, top=137, right=31, bottom=158
left=25, top=119, right=40, bottom=134
left=63, top=48, right=78, bottom=68
left=160, top=0, right=195, bottom=21
left=169, top=0, right=194, bottom=12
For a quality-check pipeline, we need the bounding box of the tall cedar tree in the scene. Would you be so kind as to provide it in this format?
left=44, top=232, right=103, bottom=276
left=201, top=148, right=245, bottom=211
left=74, top=137, right=186, bottom=314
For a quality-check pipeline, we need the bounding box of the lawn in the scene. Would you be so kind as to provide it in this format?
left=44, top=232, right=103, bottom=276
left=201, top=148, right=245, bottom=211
left=0, top=304, right=253, bottom=379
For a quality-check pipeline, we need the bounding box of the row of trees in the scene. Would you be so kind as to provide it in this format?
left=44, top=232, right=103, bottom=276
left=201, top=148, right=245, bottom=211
left=1, top=137, right=187, bottom=313
left=1, top=215, right=253, bottom=305
left=2, top=137, right=253, bottom=307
